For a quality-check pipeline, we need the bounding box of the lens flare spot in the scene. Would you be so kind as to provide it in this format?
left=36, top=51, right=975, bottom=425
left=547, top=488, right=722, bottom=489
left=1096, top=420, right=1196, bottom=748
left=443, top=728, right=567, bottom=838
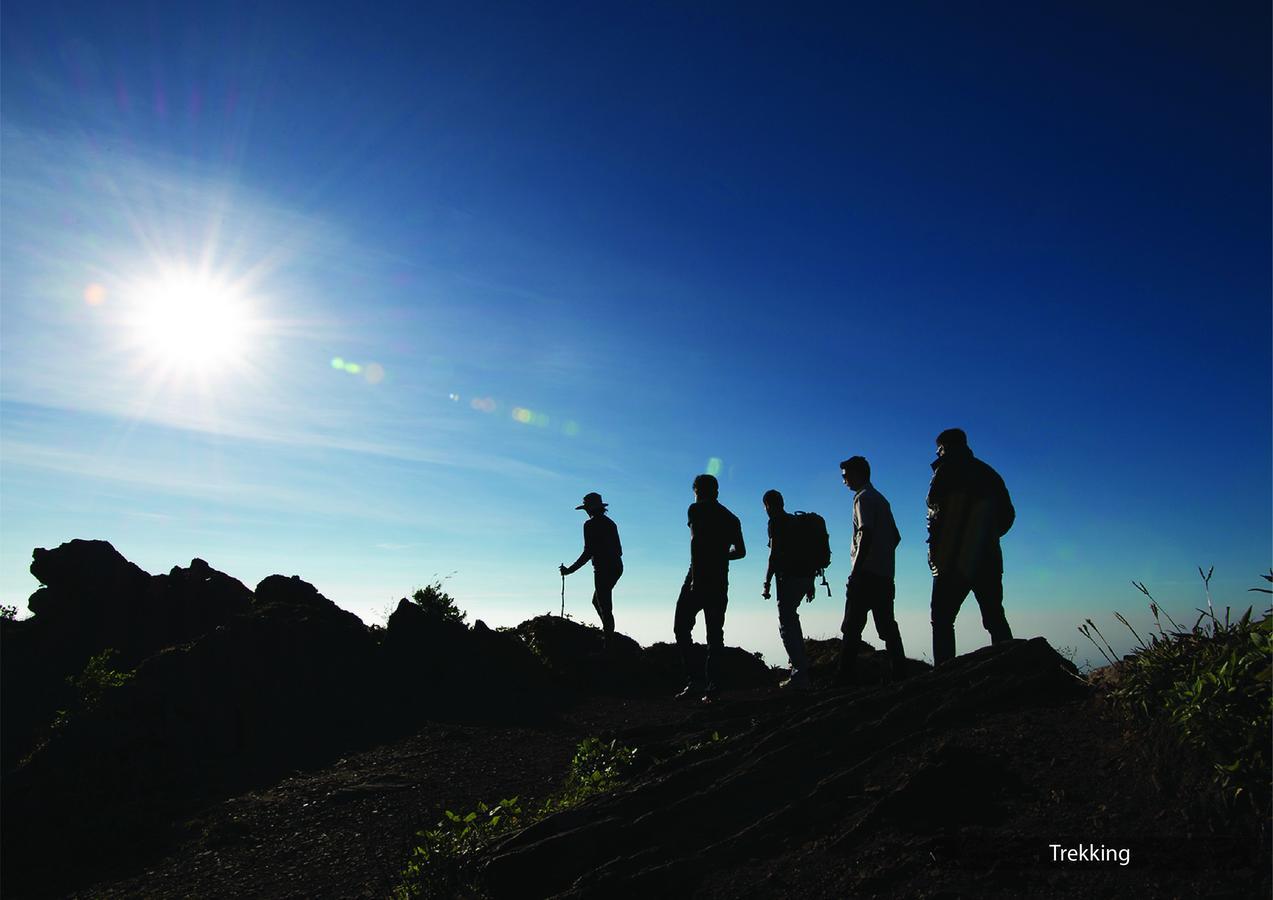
left=563, top=420, right=581, bottom=437
left=706, top=457, right=723, bottom=477
left=471, top=397, right=497, bottom=413
left=448, top=393, right=460, bottom=403
left=345, top=362, right=362, bottom=375
left=513, top=407, right=533, bottom=424
left=532, top=412, right=549, bottom=427
left=331, top=357, right=345, bottom=369
left=364, top=363, right=385, bottom=385
left=84, top=283, right=107, bottom=306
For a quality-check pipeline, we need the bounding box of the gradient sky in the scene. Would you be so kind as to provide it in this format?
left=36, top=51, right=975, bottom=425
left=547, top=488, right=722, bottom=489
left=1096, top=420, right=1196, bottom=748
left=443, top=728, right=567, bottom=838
left=2, top=2, right=1269, bottom=669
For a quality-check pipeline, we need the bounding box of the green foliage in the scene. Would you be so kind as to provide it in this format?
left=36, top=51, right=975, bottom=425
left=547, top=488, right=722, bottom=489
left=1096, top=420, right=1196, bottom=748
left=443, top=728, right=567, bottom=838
left=394, top=737, right=638, bottom=898
left=411, top=577, right=467, bottom=626
left=1080, top=571, right=1272, bottom=820
left=0, top=604, right=17, bottom=621
left=393, top=798, right=522, bottom=899
left=542, top=737, right=639, bottom=813
left=52, top=648, right=136, bottom=731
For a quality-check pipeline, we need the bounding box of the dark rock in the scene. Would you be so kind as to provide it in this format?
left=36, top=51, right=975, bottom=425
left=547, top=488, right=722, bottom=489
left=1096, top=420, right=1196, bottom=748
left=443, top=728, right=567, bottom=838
left=28, top=539, right=150, bottom=614
left=805, top=637, right=934, bottom=685
left=384, top=603, right=559, bottom=721
left=2, top=541, right=252, bottom=773
left=516, top=615, right=671, bottom=697
left=644, top=641, right=777, bottom=691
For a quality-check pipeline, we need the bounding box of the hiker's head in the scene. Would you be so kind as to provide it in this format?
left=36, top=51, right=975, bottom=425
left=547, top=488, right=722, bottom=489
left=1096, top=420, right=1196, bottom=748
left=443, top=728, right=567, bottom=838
left=935, top=428, right=968, bottom=460
left=692, top=473, right=719, bottom=501
left=576, top=492, right=608, bottom=515
left=762, top=489, right=784, bottom=517
left=840, top=456, right=870, bottom=491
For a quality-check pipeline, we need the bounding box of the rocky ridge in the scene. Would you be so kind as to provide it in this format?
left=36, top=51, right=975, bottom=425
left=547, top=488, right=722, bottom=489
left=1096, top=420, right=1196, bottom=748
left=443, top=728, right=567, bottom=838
left=2, top=539, right=1268, bottom=899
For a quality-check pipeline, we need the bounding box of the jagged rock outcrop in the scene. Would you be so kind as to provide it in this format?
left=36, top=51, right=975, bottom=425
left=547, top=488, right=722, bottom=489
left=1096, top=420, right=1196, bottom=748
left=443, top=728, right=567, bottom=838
left=1, top=540, right=252, bottom=771
left=480, top=638, right=1087, bottom=898
left=4, top=538, right=980, bottom=898
left=1, top=565, right=387, bottom=891
left=382, top=598, right=560, bottom=720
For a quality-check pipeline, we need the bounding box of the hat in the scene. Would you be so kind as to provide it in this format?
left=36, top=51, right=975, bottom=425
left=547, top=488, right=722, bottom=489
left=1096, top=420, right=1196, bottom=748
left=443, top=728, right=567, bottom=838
left=576, top=492, right=607, bottom=511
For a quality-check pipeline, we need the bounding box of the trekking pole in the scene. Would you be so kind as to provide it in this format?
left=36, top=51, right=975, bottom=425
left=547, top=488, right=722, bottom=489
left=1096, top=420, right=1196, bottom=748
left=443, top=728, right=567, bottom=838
left=561, top=572, right=566, bottom=617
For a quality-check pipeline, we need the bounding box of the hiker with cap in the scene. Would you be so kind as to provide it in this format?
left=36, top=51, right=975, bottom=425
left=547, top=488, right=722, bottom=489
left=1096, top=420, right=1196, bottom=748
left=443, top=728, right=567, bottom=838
left=560, top=492, right=623, bottom=648
left=674, top=473, right=745, bottom=702
left=926, top=428, right=1015, bottom=664
left=837, top=455, right=906, bottom=685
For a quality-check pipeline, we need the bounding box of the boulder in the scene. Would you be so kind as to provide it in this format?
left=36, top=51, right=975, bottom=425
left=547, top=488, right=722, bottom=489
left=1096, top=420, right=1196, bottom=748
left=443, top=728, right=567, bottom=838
left=2, top=542, right=252, bottom=772
left=516, top=615, right=672, bottom=697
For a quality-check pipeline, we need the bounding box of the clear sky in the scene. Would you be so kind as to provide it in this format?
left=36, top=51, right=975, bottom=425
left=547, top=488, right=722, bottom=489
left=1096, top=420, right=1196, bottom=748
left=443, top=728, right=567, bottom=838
left=2, top=2, right=1269, bottom=669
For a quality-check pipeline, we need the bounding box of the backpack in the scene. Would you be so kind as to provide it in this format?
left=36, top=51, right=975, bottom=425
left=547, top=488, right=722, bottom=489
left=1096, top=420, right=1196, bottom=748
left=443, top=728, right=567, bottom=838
left=784, top=511, right=832, bottom=586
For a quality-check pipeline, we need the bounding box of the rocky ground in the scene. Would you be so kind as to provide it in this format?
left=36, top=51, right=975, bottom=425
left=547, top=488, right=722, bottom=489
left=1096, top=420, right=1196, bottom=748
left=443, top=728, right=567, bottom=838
left=37, top=654, right=1269, bottom=900
left=4, top=541, right=1267, bottom=899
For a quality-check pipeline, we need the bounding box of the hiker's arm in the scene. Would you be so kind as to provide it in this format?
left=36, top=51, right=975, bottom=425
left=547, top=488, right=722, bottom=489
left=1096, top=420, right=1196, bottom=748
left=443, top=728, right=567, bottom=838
left=560, top=548, right=590, bottom=576
left=851, top=527, right=874, bottom=578
left=730, top=527, right=746, bottom=561
left=995, top=471, right=1015, bottom=536
left=762, top=524, right=776, bottom=597
left=561, top=524, right=594, bottom=575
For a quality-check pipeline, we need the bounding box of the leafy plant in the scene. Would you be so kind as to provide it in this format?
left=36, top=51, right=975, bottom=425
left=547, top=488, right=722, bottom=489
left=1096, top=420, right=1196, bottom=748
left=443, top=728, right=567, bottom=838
left=394, top=797, right=521, bottom=899
left=0, top=604, right=17, bottom=621
left=52, top=648, right=136, bottom=731
left=394, top=737, right=639, bottom=898
left=411, top=576, right=466, bottom=626
left=542, top=737, right=639, bottom=813
left=1080, top=569, right=1272, bottom=824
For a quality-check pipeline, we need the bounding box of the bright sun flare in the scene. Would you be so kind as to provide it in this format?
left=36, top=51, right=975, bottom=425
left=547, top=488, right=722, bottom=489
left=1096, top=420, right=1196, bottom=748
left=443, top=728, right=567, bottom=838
left=126, top=269, right=256, bottom=374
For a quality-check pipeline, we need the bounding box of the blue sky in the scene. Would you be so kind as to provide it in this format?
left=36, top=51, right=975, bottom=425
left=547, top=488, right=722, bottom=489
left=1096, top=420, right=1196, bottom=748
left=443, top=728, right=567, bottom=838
left=2, top=2, right=1269, bottom=668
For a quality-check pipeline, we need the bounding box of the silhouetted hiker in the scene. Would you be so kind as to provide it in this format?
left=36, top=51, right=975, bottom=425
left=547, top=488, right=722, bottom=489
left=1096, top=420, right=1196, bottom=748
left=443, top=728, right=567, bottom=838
left=675, top=473, right=745, bottom=702
left=926, top=428, right=1015, bottom=664
left=560, top=492, right=623, bottom=648
left=761, top=490, right=813, bottom=690
left=836, top=456, right=905, bottom=685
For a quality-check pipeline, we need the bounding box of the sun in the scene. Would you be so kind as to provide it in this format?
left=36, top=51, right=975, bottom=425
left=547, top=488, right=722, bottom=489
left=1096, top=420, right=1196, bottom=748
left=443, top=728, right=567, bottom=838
left=124, top=268, right=257, bottom=375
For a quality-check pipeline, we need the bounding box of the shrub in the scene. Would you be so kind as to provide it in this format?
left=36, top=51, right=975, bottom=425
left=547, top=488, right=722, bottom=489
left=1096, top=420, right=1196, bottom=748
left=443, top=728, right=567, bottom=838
left=411, top=578, right=466, bottom=626
left=542, top=737, right=639, bottom=813
left=1080, top=570, right=1272, bottom=824
left=0, top=604, right=18, bottom=621
left=394, top=737, right=638, bottom=898
left=52, top=648, right=136, bottom=731
left=394, top=798, right=522, bottom=899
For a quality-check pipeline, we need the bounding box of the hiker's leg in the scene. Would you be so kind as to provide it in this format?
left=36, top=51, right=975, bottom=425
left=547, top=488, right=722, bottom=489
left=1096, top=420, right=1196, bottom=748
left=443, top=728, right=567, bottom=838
left=702, top=586, right=728, bottom=695
left=673, top=571, right=699, bottom=682
left=838, top=574, right=872, bottom=682
left=931, top=573, right=969, bottom=665
left=972, top=569, right=1012, bottom=645
left=776, top=575, right=812, bottom=679
left=870, top=577, right=905, bottom=677
left=594, top=565, right=620, bottom=639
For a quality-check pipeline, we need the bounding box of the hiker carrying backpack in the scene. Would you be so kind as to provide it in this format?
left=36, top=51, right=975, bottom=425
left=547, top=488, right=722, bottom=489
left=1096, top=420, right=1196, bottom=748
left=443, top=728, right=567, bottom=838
left=783, top=510, right=833, bottom=597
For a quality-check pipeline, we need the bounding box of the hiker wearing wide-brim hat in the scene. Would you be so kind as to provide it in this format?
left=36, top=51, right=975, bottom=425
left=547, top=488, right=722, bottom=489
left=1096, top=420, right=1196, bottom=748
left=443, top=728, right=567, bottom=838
left=559, top=493, right=623, bottom=647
